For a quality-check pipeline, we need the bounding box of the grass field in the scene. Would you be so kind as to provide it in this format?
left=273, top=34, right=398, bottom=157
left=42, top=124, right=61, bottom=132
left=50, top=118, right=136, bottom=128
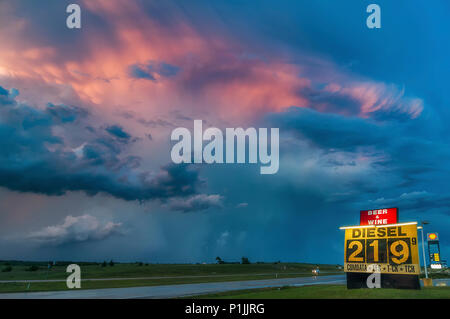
left=189, top=284, right=450, bottom=299
left=2, top=261, right=447, bottom=296
left=0, top=262, right=341, bottom=281
left=0, top=262, right=342, bottom=293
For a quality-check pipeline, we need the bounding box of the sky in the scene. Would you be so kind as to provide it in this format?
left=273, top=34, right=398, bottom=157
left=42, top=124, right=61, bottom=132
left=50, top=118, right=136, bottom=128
left=0, top=0, right=449, bottom=265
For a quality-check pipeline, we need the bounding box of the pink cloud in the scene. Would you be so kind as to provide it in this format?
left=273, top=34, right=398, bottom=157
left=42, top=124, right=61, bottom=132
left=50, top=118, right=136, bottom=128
left=0, top=0, right=424, bottom=128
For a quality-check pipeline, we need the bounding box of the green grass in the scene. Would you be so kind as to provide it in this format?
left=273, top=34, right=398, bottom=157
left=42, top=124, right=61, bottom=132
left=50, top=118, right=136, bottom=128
left=420, top=272, right=450, bottom=279
left=0, top=262, right=343, bottom=293
left=0, top=262, right=341, bottom=281
left=188, top=284, right=450, bottom=299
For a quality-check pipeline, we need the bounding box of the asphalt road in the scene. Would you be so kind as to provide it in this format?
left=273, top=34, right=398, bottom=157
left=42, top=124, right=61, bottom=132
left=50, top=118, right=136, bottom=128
left=0, top=274, right=346, bottom=299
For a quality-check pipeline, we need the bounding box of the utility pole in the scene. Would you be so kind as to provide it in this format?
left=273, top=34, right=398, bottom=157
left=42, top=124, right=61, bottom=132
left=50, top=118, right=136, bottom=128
left=419, top=221, right=430, bottom=278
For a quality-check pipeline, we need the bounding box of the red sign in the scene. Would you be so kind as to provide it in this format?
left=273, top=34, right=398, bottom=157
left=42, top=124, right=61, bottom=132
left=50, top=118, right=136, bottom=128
left=360, top=207, right=398, bottom=225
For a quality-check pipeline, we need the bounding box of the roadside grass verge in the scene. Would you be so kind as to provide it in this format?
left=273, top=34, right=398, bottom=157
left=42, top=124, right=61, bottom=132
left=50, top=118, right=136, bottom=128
left=187, top=284, right=450, bottom=299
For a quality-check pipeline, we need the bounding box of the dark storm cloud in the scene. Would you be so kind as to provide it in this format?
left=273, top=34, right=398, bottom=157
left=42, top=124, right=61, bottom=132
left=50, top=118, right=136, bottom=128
left=369, top=191, right=450, bottom=213
left=128, top=61, right=180, bottom=81
left=268, top=107, right=450, bottom=173
left=105, top=125, right=131, bottom=140
left=268, top=106, right=389, bottom=151
left=46, top=103, right=88, bottom=124
left=298, top=86, right=363, bottom=116
left=267, top=106, right=450, bottom=208
left=128, top=64, right=156, bottom=81
left=157, top=62, right=181, bottom=77
left=0, top=85, right=201, bottom=201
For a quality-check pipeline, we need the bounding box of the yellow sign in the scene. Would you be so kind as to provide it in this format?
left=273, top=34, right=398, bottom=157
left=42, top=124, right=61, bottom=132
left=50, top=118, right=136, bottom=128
left=344, top=224, right=420, bottom=275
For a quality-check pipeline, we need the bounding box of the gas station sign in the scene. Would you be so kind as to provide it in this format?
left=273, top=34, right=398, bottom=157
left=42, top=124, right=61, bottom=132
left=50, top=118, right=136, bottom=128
left=428, top=233, right=439, bottom=241
left=427, top=232, right=441, bottom=268
left=360, top=207, right=398, bottom=225
left=344, top=223, right=420, bottom=275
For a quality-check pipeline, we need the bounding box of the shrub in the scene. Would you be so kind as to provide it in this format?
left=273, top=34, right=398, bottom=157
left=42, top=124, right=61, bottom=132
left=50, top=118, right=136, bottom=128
left=25, top=265, right=39, bottom=271
left=1, top=266, right=12, bottom=272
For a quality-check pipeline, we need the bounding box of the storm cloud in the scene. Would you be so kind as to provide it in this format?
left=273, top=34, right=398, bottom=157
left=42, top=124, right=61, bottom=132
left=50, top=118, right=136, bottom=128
left=167, top=194, right=224, bottom=212
left=28, top=214, right=122, bottom=246
left=0, top=85, right=201, bottom=201
left=128, top=61, right=180, bottom=81
left=0, top=0, right=449, bottom=264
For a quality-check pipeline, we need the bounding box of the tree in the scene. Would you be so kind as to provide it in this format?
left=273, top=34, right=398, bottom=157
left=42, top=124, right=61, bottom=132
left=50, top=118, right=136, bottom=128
left=109, top=260, right=115, bottom=267
left=216, top=256, right=224, bottom=264
left=1, top=266, right=12, bottom=272
left=101, top=261, right=107, bottom=267
left=241, top=257, right=250, bottom=264
left=26, top=265, right=39, bottom=271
